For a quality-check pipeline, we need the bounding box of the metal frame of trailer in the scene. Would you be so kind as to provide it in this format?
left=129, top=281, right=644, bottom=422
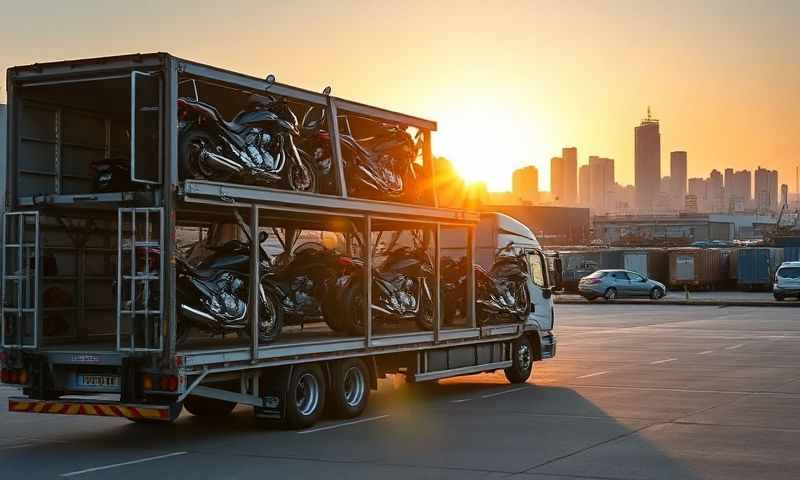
left=2, top=53, right=555, bottom=422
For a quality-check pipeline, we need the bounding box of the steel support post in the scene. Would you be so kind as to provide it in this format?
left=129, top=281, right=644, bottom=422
left=433, top=223, right=441, bottom=344
left=326, top=96, right=348, bottom=198
left=467, top=225, right=477, bottom=329
left=364, top=215, right=372, bottom=348
left=165, top=56, right=179, bottom=358
left=423, top=130, right=437, bottom=207
left=249, top=204, right=259, bottom=363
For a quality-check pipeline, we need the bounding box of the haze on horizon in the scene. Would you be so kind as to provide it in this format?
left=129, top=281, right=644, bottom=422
left=1, top=0, right=797, bottom=192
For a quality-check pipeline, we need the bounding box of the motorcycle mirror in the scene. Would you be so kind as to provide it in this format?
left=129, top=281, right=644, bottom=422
left=322, top=86, right=332, bottom=96
left=265, top=74, right=276, bottom=90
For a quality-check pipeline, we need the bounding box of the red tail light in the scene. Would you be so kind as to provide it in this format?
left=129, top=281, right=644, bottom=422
left=160, top=375, right=178, bottom=392
left=337, top=257, right=353, bottom=266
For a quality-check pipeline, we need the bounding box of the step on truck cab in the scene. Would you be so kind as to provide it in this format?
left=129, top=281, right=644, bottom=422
left=1, top=53, right=556, bottom=429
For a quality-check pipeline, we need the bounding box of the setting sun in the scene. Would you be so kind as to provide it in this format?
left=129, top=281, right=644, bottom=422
left=433, top=97, right=548, bottom=191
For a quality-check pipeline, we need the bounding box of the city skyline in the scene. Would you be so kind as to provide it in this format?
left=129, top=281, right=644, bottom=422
left=1, top=1, right=798, bottom=192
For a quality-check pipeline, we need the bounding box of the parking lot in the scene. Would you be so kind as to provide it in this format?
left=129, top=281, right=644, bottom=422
left=2, top=304, right=799, bottom=479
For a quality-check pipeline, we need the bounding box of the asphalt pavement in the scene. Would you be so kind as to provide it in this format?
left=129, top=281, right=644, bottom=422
left=2, top=304, right=799, bottom=479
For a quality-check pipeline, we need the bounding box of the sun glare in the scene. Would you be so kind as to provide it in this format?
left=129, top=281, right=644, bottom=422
left=432, top=101, right=546, bottom=191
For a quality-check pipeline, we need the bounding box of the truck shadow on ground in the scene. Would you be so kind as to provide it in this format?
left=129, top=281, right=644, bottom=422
left=4, top=378, right=704, bottom=479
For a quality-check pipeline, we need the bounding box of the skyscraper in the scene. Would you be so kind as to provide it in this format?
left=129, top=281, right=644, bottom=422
left=550, top=156, right=564, bottom=203
left=579, top=164, right=590, bottom=206
left=709, top=169, right=724, bottom=212
left=755, top=166, right=779, bottom=212
left=589, top=156, right=615, bottom=213
left=635, top=108, right=661, bottom=212
left=512, top=165, right=539, bottom=203
left=561, top=147, right=578, bottom=204
left=670, top=151, right=687, bottom=208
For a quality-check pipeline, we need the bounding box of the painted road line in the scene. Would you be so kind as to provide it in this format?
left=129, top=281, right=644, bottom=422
left=449, top=398, right=473, bottom=404
left=576, top=371, right=610, bottom=379
left=297, top=414, right=390, bottom=435
left=725, top=344, right=744, bottom=350
left=650, top=358, right=678, bottom=365
left=697, top=350, right=714, bottom=355
left=481, top=386, right=531, bottom=399
left=60, top=452, right=188, bottom=477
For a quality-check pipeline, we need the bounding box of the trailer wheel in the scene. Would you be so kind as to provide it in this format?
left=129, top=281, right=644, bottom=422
left=504, top=336, right=534, bottom=384
left=285, top=363, right=327, bottom=429
left=328, top=358, right=370, bottom=419
left=184, top=395, right=237, bottom=417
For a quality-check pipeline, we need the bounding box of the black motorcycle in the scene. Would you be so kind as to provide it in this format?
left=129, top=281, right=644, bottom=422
left=298, top=106, right=422, bottom=201
left=475, top=244, right=531, bottom=324
left=178, top=94, right=316, bottom=192
left=439, top=245, right=531, bottom=326
left=262, top=242, right=348, bottom=331
left=333, top=245, right=434, bottom=335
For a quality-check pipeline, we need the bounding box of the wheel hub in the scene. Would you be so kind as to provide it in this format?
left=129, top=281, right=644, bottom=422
left=295, top=373, right=320, bottom=416
left=343, top=367, right=366, bottom=407
left=518, top=343, right=531, bottom=370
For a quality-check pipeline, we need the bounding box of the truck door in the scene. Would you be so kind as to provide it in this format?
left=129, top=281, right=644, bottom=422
left=526, top=249, right=553, bottom=330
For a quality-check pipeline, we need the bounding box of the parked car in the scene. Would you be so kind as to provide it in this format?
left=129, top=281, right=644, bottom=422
left=578, top=269, right=667, bottom=301
left=773, top=261, right=800, bottom=300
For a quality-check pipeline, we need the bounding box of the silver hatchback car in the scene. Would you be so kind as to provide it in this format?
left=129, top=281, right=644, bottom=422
left=578, top=269, right=667, bottom=301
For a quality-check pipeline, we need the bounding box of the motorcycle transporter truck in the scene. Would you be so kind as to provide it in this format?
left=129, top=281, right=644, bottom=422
left=0, top=53, right=556, bottom=429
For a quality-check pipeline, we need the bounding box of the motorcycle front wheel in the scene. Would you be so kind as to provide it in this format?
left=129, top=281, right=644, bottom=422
left=342, top=281, right=366, bottom=336
left=253, top=288, right=284, bottom=344
left=286, top=160, right=318, bottom=194
left=514, top=281, right=532, bottom=322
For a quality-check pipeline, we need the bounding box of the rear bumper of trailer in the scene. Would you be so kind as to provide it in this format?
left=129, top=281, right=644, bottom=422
left=8, top=397, right=179, bottom=422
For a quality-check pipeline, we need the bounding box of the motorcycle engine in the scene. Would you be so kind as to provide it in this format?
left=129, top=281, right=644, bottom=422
left=390, top=276, right=417, bottom=313
left=244, top=130, right=275, bottom=168
left=207, top=272, right=247, bottom=320
left=290, top=276, right=317, bottom=311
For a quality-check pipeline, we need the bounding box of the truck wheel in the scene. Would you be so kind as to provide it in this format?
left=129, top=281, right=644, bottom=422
left=504, top=336, right=534, bottom=384
left=328, top=358, right=370, bottom=419
left=286, top=363, right=326, bottom=429
left=184, top=395, right=237, bottom=417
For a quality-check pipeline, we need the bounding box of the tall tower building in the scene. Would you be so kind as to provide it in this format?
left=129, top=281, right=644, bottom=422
left=561, top=147, right=578, bottom=204
left=709, top=169, right=724, bottom=212
left=550, top=157, right=564, bottom=203
left=669, top=151, right=687, bottom=208
left=588, top=156, right=615, bottom=213
left=579, top=164, right=591, bottom=206
left=754, top=166, right=779, bottom=213
left=635, top=108, right=661, bottom=212
left=512, top=165, right=539, bottom=203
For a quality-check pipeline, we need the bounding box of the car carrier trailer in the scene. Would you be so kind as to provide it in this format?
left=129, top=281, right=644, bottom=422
left=1, top=53, right=556, bottom=429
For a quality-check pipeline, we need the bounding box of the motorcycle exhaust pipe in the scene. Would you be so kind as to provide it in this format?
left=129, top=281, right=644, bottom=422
left=181, top=304, right=217, bottom=326
left=200, top=150, right=245, bottom=173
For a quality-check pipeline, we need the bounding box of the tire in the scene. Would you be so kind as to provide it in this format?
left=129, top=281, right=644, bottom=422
left=342, top=280, right=366, bottom=336
left=184, top=395, right=237, bottom=417
left=415, top=281, right=434, bottom=331
left=649, top=287, right=664, bottom=300
left=504, top=335, right=534, bottom=384
left=327, top=358, right=370, bottom=419
left=285, top=363, right=326, bottom=429
left=180, top=129, right=231, bottom=182
left=257, top=286, right=284, bottom=344
left=604, top=287, right=617, bottom=301
left=287, top=160, right=318, bottom=194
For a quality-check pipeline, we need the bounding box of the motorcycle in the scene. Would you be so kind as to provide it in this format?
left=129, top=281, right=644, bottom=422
left=298, top=106, right=423, bottom=201
left=127, top=232, right=284, bottom=346
left=439, top=244, right=532, bottom=326
left=475, top=244, right=531, bottom=324
left=178, top=94, right=317, bottom=193
left=262, top=241, right=350, bottom=332
left=332, top=244, right=434, bottom=335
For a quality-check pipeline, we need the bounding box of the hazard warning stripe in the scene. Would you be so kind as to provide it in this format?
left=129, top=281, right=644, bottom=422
left=8, top=398, right=172, bottom=421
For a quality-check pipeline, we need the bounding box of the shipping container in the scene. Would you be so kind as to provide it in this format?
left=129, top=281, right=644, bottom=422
left=558, top=250, right=604, bottom=291
left=668, top=248, right=723, bottom=290
left=736, top=247, right=784, bottom=290
left=783, top=246, right=800, bottom=262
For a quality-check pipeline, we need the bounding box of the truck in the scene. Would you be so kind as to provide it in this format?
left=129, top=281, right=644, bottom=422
left=0, top=53, right=556, bottom=429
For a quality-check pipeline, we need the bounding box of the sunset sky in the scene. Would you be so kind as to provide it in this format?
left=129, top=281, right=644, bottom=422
left=1, top=0, right=798, bottom=192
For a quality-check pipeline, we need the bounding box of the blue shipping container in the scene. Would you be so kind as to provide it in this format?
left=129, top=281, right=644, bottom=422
left=737, top=248, right=784, bottom=289
left=784, top=246, right=800, bottom=262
